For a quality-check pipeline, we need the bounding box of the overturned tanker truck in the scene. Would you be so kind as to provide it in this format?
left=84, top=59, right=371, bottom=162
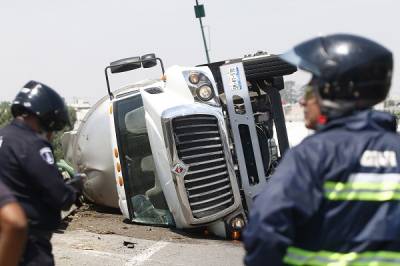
left=62, top=52, right=296, bottom=238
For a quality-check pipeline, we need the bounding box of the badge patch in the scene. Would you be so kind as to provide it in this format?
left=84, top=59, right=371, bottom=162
left=39, top=147, right=55, bottom=165
left=360, top=150, right=397, bottom=168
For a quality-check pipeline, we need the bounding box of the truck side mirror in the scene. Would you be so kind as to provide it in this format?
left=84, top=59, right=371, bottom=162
left=141, top=54, right=157, bottom=68
left=105, top=54, right=165, bottom=99
left=110, top=56, right=142, bottom=73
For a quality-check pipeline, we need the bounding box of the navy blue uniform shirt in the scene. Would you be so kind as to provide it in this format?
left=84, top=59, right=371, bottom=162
left=243, top=110, right=400, bottom=266
left=0, top=119, right=76, bottom=230
left=0, top=180, right=16, bottom=208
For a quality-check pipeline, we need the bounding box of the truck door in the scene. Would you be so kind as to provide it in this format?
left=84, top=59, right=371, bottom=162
left=113, top=94, right=174, bottom=225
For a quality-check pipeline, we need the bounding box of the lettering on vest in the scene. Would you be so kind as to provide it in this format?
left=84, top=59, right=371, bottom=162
left=360, top=150, right=397, bottom=168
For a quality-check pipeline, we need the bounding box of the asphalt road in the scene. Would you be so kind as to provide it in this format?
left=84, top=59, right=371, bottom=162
left=52, top=230, right=245, bottom=266
left=52, top=205, right=246, bottom=266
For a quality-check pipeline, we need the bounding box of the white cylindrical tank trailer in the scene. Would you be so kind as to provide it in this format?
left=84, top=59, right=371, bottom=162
left=62, top=82, right=155, bottom=209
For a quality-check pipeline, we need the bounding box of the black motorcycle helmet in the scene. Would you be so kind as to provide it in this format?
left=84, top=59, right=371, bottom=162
left=11, top=80, right=70, bottom=131
left=280, top=34, right=393, bottom=115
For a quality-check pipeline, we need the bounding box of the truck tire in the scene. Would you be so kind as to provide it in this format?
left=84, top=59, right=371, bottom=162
left=243, top=55, right=297, bottom=80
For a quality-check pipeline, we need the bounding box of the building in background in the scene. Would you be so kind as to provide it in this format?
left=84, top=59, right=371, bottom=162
left=69, top=98, right=91, bottom=130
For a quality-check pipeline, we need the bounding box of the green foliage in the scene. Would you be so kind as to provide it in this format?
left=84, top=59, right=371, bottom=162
left=391, top=110, right=400, bottom=122
left=0, top=101, right=76, bottom=160
left=384, top=99, right=396, bottom=108
left=52, top=107, right=76, bottom=161
left=0, top=102, right=12, bottom=127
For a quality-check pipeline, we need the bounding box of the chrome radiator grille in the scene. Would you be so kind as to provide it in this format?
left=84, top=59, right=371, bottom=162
left=172, top=115, right=235, bottom=219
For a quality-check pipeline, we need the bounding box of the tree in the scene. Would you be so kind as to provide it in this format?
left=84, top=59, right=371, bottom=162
left=384, top=99, right=396, bottom=108
left=0, top=102, right=12, bottom=128
left=52, top=107, right=76, bottom=160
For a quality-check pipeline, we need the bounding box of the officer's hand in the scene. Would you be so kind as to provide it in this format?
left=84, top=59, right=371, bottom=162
left=66, top=173, right=86, bottom=194
left=75, top=195, right=84, bottom=208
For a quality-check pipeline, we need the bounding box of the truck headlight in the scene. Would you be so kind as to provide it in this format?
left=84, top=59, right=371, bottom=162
left=189, top=72, right=200, bottom=84
left=183, top=70, right=220, bottom=106
left=197, top=85, right=214, bottom=101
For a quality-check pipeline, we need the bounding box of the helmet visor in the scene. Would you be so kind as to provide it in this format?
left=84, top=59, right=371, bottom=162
left=279, top=48, right=322, bottom=77
left=281, top=67, right=314, bottom=103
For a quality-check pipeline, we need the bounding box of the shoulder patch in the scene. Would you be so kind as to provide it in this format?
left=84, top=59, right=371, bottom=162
left=39, top=147, right=55, bottom=165
left=360, top=150, right=397, bottom=168
left=0, top=136, right=3, bottom=148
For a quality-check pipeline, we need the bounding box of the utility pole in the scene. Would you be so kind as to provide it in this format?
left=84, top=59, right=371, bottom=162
left=194, top=0, right=210, bottom=64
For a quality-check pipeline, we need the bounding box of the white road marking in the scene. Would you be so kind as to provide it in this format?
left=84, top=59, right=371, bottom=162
left=125, top=241, right=169, bottom=266
left=70, top=249, right=129, bottom=260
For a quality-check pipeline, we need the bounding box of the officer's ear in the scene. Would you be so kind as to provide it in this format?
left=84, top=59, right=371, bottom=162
left=45, top=132, right=53, bottom=141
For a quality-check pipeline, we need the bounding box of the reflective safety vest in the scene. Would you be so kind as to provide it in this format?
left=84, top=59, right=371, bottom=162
left=243, top=110, right=400, bottom=266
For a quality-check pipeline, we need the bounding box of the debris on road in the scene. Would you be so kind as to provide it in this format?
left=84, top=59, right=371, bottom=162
left=123, top=241, right=136, bottom=249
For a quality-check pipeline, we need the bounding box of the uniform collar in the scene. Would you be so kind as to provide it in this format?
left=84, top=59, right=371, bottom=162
left=319, top=109, right=397, bottom=133
left=11, top=119, right=39, bottom=134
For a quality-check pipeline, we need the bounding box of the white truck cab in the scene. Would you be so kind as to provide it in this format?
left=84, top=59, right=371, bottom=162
left=64, top=53, right=296, bottom=238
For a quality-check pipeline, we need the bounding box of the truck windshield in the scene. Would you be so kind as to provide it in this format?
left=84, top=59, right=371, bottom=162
left=114, top=94, right=174, bottom=226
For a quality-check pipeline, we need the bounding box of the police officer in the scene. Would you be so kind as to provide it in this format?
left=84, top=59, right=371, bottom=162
left=0, top=81, right=84, bottom=266
left=243, top=34, right=399, bottom=265
left=0, top=180, right=27, bottom=266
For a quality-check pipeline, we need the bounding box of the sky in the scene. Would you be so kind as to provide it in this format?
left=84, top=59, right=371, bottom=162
left=0, top=0, right=399, bottom=104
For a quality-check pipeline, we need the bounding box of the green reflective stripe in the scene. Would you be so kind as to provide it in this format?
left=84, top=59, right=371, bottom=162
left=284, top=247, right=400, bottom=266
left=325, top=190, right=400, bottom=201
left=324, top=181, right=400, bottom=201
left=325, top=182, right=400, bottom=191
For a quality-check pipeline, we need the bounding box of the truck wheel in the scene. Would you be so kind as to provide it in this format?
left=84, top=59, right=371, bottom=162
left=243, top=55, right=297, bottom=80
